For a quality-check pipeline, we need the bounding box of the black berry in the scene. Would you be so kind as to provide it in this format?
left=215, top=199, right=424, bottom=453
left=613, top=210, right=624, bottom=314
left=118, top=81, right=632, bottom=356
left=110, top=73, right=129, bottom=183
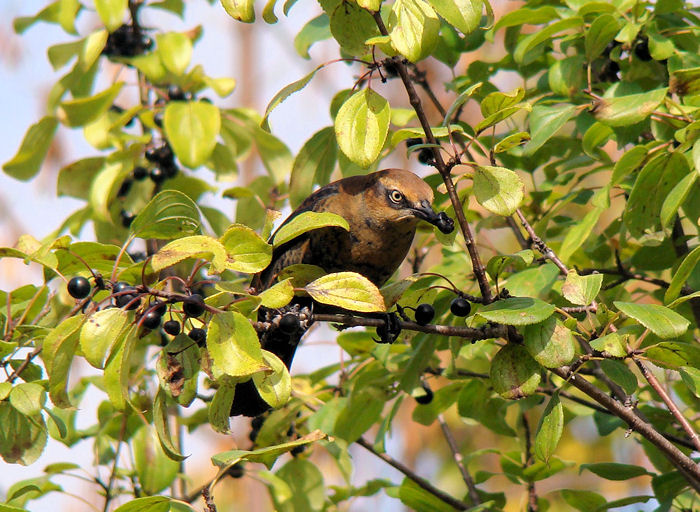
left=117, top=179, right=132, bottom=199
left=188, top=327, right=206, bottom=346
left=141, top=310, right=162, bottom=330
left=226, top=462, right=244, bottom=478
left=150, top=301, right=167, bottom=316
left=414, top=381, right=434, bottom=405
left=405, top=137, right=423, bottom=148
left=183, top=294, right=206, bottom=317
left=132, top=166, right=148, bottom=181
left=149, top=167, right=166, bottom=183
left=414, top=303, right=435, bottom=326
left=634, top=37, right=652, bottom=61
left=290, top=444, right=306, bottom=457
left=279, top=313, right=300, bottom=335
left=67, top=276, right=91, bottom=299
left=153, top=112, right=163, bottom=127
left=116, top=293, right=140, bottom=310
left=418, top=148, right=434, bottom=165
left=163, top=320, right=181, bottom=336
left=113, top=281, right=131, bottom=294
left=161, top=161, right=178, bottom=178
left=167, top=85, right=186, bottom=101
left=120, top=209, right=135, bottom=228
left=450, top=297, right=471, bottom=317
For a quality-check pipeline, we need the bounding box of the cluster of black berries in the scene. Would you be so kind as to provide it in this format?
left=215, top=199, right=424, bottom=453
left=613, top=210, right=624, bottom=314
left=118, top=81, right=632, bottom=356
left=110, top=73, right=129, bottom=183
left=67, top=276, right=209, bottom=346
left=411, top=297, right=472, bottom=326
left=102, top=24, right=153, bottom=58
left=145, top=141, right=179, bottom=183
left=406, top=137, right=435, bottom=165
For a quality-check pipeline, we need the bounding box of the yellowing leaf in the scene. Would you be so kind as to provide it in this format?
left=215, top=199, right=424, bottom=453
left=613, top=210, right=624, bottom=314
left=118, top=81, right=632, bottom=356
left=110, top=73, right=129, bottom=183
left=334, top=89, right=390, bottom=168
left=306, top=272, right=386, bottom=313
left=164, top=101, right=220, bottom=168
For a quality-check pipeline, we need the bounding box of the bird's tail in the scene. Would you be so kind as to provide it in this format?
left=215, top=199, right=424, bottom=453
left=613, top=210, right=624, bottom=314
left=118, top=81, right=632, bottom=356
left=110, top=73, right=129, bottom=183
left=229, top=304, right=309, bottom=417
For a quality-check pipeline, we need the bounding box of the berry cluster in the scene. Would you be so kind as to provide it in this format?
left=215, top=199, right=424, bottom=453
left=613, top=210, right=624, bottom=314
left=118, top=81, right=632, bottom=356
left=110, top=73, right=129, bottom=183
left=145, top=141, right=178, bottom=183
left=67, top=276, right=209, bottom=347
left=405, top=137, right=435, bottom=165
left=102, top=24, right=153, bottom=58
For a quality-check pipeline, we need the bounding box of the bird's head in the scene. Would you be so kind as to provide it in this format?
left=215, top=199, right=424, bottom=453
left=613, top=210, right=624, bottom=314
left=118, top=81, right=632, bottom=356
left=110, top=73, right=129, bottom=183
left=366, top=169, right=454, bottom=234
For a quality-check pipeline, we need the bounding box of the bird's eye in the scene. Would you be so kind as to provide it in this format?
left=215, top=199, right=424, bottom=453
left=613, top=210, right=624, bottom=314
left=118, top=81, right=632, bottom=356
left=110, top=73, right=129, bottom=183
left=389, top=190, right=404, bottom=203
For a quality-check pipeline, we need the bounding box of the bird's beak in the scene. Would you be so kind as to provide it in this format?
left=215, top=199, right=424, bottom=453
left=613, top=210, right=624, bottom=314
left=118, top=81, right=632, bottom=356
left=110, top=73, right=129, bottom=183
left=412, top=200, right=455, bottom=234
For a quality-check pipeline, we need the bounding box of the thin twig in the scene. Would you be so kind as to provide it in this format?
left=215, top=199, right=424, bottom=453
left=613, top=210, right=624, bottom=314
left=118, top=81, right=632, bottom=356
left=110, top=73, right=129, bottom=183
left=103, top=415, right=128, bottom=512
left=202, top=486, right=217, bottom=512
left=515, top=209, right=569, bottom=275
left=550, top=366, right=700, bottom=491
left=356, top=437, right=469, bottom=510
left=6, top=346, right=42, bottom=383
left=437, top=414, right=480, bottom=505
left=371, top=12, right=493, bottom=304
left=311, top=313, right=508, bottom=340
left=521, top=413, right=539, bottom=512
left=634, top=359, right=700, bottom=453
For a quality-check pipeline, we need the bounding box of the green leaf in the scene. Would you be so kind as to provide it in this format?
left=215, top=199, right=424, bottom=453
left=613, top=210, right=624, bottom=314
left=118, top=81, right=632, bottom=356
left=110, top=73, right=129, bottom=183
left=644, top=341, right=700, bottom=369
left=430, top=0, right=483, bottom=35
left=524, top=103, right=577, bottom=155
left=258, top=279, right=294, bottom=308
left=614, top=301, right=690, bottom=339
left=329, top=3, right=378, bottom=56
left=534, top=392, right=563, bottom=462
left=334, top=89, right=390, bottom=168
left=220, top=224, right=272, bottom=273
left=156, top=32, right=192, bottom=75
left=480, top=87, right=524, bottom=117
left=593, top=88, right=667, bottom=127
left=9, top=383, right=46, bottom=416
left=624, top=152, right=688, bottom=238
left=220, top=0, right=255, bottom=22
left=272, top=211, right=349, bottom=247
left=133, top=425, right=180, bottom=494
left=294, top=14, right=331, bottom=59
left=665, top=245, right=700, bottom=304
left=58, top=82, right=124, bottom=127
left=490, top=343, right=541, bottom=399
left=585, top=14, right=620, bottom=61
left=3, top=117, right=59, bottom=181
left=289, top=127, right=338, bottom=208
left=153, top=389, right=187, bottom=461
left=306, top=272, right=386, bottom=313
left=95, top=0, right=127, bottom=32
left=590, top=333, right=627, bottom=358
left=580, top=462, right=652, bottom=480
left=271, top=458, right=326, bottom=512
left=152, top=235, right=228, bottom=273
left=253, top=350, right=291, bottom=408
left=80, top=308, right=130, bottom=368
left=660, top=171, right=697, bottom=230
left=212, top=430, right=326, bottom=469
left=478, top=297, right=555, bottom=326
left=163, top=101, right=220, bottom=168
left=559, top=188, right=608, bottom=263
left=388, top=0, right=440, bottom=62
left=208, top=379, right=235, bottom=434
left=397, top=477, right=460, bottom=512
left=561, top=489, right=607, bottom=512
left=514, top=17, right=583, bottom=64
left=473, top=165, right=524, bottom=215
left=130, top=190, right=202, bottom=240
left=600, top=360, right=637, bottom=394
left=207, top=312, right=266, bottom=379
left=262, top=64, right=324, bottom=124
left=562, top=270, right=602, bottom=305
left=492, top=6, right=559, bottom=33
left=43, top=316, right=83, bottom=408
left=112, top=496, right=179, bottom=512
left=549, top=55, right=585, bottom=98
left=103, top=325, right=137, bottom=410
left=495, top=132, right=530, bottom=153
left=523, top=317, right=575, bottom=368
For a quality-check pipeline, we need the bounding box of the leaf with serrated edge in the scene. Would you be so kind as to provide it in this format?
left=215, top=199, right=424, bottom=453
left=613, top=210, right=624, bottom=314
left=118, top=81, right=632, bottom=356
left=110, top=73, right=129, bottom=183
left=614, top=301, right=690, bottom=339
left=562, top=270, right=603, bottom=305
left=152, top=236, right=228, bottom=274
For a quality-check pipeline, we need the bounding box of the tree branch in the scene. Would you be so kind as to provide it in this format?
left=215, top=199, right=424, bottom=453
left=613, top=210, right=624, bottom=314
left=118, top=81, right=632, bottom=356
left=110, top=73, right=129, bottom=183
left=371, top=12, right=493, bottom=304
left=550, top=366, right=700, bottom=491
left=634, top=359, right=700, bottom=453
left=437, top=414, right=480, bottom=505
left=515, top=209, right=569, bottom=275
left=311, top=313, right=508, bottom=340
left=356, top=437, right=469, bottom=510
left=521, top=413, right=539, bottom=512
